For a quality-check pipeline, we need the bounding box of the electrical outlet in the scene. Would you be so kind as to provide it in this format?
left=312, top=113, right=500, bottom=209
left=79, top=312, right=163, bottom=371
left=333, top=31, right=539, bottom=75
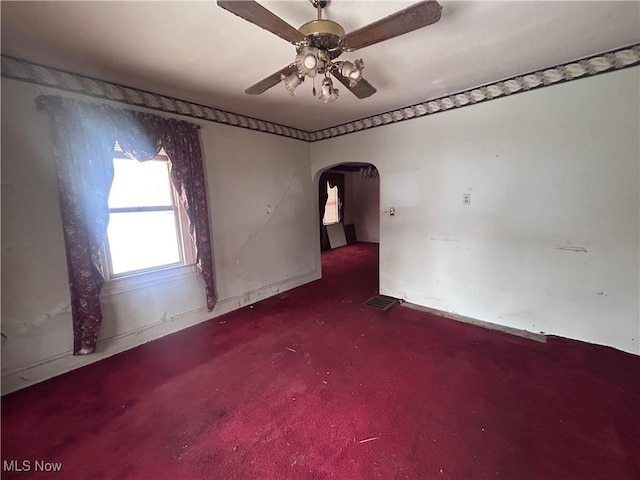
left=389, top=207, right=395, bottom=216
left=463, top=194, right=471, bottom=205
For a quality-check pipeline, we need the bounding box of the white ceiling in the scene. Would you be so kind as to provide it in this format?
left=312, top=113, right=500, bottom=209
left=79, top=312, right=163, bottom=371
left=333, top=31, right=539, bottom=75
left=2, top=1, right=638, bottom=132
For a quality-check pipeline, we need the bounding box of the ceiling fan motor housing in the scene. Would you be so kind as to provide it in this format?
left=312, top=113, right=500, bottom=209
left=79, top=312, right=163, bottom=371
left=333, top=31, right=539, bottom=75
left=299, top=19, right=344, bottom=58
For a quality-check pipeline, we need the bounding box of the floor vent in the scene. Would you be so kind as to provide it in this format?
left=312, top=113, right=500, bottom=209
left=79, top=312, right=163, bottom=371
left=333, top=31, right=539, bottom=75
left=363, top=295, right=399, bottom=311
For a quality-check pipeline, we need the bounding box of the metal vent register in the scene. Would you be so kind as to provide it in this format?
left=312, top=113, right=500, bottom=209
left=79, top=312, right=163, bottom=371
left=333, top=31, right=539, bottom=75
left=363, top=295, right=399, bottom=311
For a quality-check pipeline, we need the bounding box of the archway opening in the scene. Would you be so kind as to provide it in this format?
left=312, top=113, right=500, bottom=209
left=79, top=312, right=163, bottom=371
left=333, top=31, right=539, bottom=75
left=315, top=162, right=380, bottom=293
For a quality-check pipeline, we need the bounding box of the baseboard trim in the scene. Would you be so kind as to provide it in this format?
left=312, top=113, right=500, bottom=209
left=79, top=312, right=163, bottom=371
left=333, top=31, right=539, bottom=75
left=400, top=302, right=547, bottom=343
left=1, top=270, right=318, bottom=395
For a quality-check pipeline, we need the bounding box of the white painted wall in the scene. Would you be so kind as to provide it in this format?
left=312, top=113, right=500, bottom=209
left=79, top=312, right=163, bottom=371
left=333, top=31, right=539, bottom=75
left=1, top=78, right=317, bottom=392
left=311, top=68, right=640, bottom=354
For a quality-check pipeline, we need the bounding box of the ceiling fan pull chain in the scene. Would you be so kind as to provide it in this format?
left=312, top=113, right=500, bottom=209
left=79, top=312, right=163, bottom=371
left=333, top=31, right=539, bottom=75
left=312, top=76, right=317, bottom=97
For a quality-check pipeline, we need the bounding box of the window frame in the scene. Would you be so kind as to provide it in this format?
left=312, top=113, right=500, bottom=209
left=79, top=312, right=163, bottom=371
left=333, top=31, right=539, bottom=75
left=100, top=146, right=196, bottom=289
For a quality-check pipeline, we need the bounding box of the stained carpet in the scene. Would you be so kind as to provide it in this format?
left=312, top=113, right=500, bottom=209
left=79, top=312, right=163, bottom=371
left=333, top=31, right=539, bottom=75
left=2, top=243, right=639, bottom=479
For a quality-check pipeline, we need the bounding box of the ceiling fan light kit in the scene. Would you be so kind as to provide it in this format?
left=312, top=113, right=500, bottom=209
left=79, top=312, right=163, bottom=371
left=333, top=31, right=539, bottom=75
left=281, top=71, right=305, bottom=96
left=295, top=46, right=323, bottom=77
left=338, top=59, right=364, bottom=88
left=318, top=77, right=339, bottom=103
left=217, top=0, right=442, bottom=103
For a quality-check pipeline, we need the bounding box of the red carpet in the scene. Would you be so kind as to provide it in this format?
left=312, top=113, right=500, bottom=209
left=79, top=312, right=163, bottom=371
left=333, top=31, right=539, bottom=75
left=2, top=243, right=639, bottom=479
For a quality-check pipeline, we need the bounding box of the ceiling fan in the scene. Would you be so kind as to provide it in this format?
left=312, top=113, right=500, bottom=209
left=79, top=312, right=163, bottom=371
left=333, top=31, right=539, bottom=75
left=217, top=0, right=442, bottom=103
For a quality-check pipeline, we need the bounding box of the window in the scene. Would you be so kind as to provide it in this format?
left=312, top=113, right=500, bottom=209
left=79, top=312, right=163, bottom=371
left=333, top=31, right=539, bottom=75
left=103, top=145, right=194, bottom=279
left=323, top=182, right=340, bottom=225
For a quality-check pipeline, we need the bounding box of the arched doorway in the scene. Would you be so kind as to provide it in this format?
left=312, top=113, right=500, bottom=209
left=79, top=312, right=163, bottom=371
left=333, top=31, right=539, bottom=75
left=314, top=162, right=380, bottom=280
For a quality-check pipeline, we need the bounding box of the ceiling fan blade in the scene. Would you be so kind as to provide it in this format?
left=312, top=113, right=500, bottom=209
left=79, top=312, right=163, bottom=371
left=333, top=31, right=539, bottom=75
left=341, top=1, right=442, bottom=51
left=245, top=64, right=297, bottom=95
left=332, top=71, right=377, bottom=99
left=217, top=1, right=305, bottom=44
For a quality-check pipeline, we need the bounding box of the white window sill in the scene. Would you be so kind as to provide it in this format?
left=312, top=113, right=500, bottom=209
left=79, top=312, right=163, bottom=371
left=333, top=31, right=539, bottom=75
left=100, top=264, right=198, bottom=297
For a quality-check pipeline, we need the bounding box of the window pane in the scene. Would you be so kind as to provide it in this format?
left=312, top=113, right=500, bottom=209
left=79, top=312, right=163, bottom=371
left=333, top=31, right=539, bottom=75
left=107, top=211, right=181, bottom=275
left=109, top=158, right=173, bottom=208
left=323, top=184, right=339, bottom=225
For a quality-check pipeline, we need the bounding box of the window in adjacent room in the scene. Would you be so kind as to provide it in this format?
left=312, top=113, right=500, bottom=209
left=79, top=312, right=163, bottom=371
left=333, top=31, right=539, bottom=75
left=103, top=144, right=194, bottom=278
left=323, top=182, right=340, bottom=225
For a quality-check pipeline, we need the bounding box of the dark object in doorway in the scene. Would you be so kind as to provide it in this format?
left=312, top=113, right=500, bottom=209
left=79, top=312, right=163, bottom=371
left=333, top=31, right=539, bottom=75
left=344, top=223, right=357, bottom=244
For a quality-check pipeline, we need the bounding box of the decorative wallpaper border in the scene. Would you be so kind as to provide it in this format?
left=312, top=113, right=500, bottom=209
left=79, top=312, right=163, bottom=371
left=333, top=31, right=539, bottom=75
left=2, top=44, right=639, bottom=143
left=0, top=55, right=311, bottom=142
left=309, top=44, right=640, bottom=141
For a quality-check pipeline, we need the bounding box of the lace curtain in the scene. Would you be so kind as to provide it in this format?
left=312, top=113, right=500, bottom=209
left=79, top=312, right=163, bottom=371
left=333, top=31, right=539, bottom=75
left=36, top=96, right=217, bottom=355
